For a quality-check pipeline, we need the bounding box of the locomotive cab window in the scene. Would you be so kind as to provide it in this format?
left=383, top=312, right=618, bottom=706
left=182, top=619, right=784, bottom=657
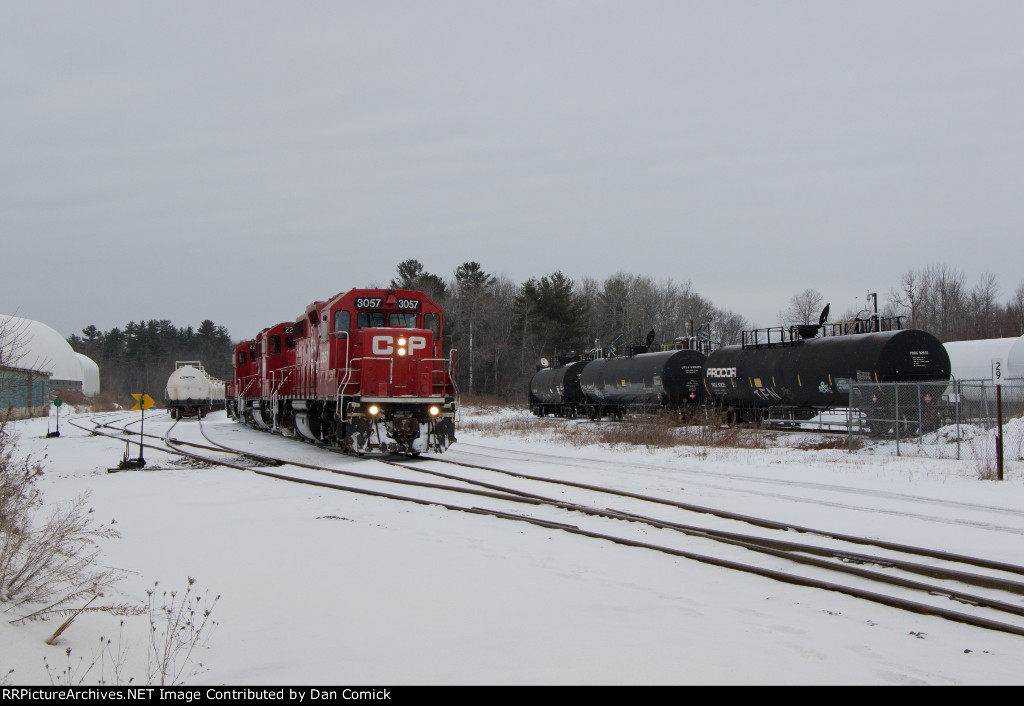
left=357, top=312, right=386, bottom=328
left=237, top=352, right=247, bottom=365
left=389, top=313, right=417, bottom=328
left=424, top=313, right=440, bottom=340
left=334, top=311, right=350, bottom=335
left=269, top=336, right=281, bottom=356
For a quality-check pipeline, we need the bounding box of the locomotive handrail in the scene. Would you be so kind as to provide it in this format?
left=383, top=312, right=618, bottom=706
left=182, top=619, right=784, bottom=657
left=240, top=375, right=257, bottom=398
left=448, top=348, right=459, bottom=414
left=339, top=354, right=452, bottom=400
left=271, top=367, right=295, bottom=395
left=334, top=332, right=353, bottom=422
left=337, top=342, right=451, bottom=418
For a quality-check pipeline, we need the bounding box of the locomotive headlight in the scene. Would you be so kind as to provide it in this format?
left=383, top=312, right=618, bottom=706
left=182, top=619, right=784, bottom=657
left=429, top=406, right=440, bottom=416
left=368, top=405, right=380, bottom=416
left=397, top=338, right=408, bottom=356
left=398, top=347, right=407, bottom=356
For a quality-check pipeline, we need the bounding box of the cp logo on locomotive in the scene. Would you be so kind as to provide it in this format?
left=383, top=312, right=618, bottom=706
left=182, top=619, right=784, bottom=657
left=372, top=335, right=428, bottom=356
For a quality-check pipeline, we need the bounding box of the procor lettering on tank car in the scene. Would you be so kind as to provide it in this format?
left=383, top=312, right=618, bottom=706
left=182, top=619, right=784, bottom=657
left=702, top=323, right=952, bottom=430
left=228, top=288, right=457, bottom=455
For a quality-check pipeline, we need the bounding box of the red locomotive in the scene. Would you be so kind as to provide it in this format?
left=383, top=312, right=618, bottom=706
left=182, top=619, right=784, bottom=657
left=226, top=288, right=457, bottom=454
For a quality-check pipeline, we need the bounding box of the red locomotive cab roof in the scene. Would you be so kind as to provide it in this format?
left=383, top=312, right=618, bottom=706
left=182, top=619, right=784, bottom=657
left=305, top=300, right=327, bottom=326
left=327, top=288, right=444, bottom=342
left=329, top=288, right=442, bottom=312
left=289, top=316, right=308, bottom=340
left=261, top=321, right=297, bottom=360
left=233, top=340, right=257, bottom=369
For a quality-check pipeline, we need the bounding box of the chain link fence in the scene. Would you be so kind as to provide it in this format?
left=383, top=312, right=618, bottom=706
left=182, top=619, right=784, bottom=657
left=846, top=379, right=1024, bottom=462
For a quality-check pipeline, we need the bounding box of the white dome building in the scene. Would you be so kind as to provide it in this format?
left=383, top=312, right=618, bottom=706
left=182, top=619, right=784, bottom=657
left=75, top=352, right=101, bottom=396
left=944, top=335, right=1024, bottom=381
left=0, top=315, right=100, bottom=394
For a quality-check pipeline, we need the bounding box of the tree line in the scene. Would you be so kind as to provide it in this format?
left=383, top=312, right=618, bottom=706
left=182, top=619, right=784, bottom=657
left=886, top=264, right=1024, bottom=342
left=67, top=320, right=233, bottom=398
left=389, top=259, right=748, bottom=398
left=63, top=260, right=1024, bottom=402
left=392, top=259, right=1024, bottom=398
left=776, top=266, right=1023, bottom=343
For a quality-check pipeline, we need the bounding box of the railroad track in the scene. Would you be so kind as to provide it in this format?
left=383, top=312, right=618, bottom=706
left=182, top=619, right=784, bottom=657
left=72, top=411, right=1024, bottom=638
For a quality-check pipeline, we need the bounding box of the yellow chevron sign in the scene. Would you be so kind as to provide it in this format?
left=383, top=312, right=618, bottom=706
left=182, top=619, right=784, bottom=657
left=131, top=393, right=155, bottom=411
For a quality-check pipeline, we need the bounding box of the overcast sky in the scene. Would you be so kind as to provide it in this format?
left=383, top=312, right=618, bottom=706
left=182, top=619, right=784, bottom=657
left=2, top=1, right=1022, bottom=340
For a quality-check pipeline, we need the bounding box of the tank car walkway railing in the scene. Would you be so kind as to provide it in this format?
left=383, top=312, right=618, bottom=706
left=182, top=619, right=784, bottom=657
left=742, top=327, right=808, bottom=349
left=825, top=316, right=903, bottom=337
left=745, top=317, right=907, bottom=348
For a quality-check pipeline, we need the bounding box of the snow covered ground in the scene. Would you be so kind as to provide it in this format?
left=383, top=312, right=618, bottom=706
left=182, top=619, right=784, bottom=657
left=3, top=405, right=1024, bottom=686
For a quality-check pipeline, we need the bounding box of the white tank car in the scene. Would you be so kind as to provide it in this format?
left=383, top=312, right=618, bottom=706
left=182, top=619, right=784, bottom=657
left=165, top=361, right=226, bottom=419
left=943, top=335, right=1024, bottom=404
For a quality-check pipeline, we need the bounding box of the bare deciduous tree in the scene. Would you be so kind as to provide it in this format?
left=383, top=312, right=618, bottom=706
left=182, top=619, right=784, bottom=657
left=778, top=289, right=825, bottom=326
left=0, top=316, right=39, bottom=422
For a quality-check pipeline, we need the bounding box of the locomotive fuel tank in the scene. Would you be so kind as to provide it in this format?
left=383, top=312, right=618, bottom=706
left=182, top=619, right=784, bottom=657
left=580, top=349, right=706, bottom=414
left=530, top=360, right=589, bottom=416
left=703, top=329, right=951, bottom=413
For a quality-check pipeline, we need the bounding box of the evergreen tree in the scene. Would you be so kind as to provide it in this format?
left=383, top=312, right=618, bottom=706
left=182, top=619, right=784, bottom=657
left=451, top=262, right=497, bottom=395
left=390, top=259, right=448, bottom=300
left=516, top=271, right=589, bottom=365
left=68, top=319, right=235, bottom=398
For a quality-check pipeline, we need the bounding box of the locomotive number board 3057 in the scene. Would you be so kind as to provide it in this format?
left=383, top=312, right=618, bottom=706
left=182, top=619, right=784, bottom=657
left=354, top=296, right=420, bottom=310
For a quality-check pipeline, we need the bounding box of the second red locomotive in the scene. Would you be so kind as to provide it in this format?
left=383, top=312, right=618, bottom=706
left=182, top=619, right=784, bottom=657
left=226, top=288, right=457, bottom=454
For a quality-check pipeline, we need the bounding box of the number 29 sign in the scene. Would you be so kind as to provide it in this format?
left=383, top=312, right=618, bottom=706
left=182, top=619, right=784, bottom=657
left=992, top=358, right=1006, bottom=386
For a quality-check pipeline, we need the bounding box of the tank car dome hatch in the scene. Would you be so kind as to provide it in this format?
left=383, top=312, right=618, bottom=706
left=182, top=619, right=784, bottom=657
left=0, top=315, right=88, bottom=392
